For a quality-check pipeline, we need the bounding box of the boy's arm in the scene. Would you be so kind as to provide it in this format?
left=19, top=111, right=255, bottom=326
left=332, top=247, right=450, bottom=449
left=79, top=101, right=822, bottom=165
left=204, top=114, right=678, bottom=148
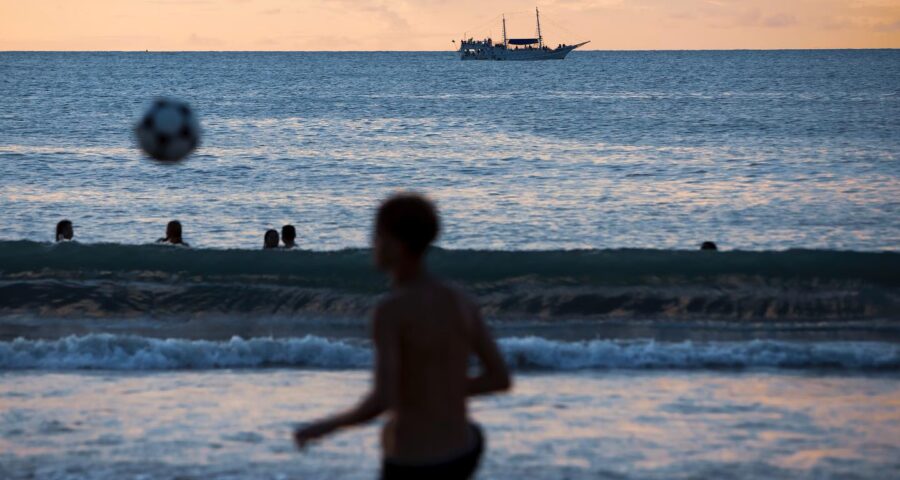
left=294, top=304, right=399, bottom=446
left=466, top=303, right=512, bottom=396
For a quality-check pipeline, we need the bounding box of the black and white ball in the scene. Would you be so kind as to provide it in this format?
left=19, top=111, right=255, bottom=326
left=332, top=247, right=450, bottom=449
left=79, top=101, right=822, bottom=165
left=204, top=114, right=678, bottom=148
left=135, top=98, right=200, bottom=162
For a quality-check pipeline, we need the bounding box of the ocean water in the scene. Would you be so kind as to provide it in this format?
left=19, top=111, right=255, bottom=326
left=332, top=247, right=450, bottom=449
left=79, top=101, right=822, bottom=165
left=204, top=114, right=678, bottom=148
left=3, top=370, right=899, bottom=480
left=1, top=51, right=898, bottom=250
left=1, top=51, right=900, bottom=479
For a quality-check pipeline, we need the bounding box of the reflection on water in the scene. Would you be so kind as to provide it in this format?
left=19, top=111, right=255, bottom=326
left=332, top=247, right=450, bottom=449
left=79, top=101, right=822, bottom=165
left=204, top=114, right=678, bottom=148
left=0, top=51, right=898, bottom=250
left=1, top=370, right=898, bottom=479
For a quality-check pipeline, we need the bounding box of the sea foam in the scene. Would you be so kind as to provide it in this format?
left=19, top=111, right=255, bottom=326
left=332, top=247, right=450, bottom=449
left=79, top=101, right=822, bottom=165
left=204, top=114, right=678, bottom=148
left=1, top=334, right=897, bottom=371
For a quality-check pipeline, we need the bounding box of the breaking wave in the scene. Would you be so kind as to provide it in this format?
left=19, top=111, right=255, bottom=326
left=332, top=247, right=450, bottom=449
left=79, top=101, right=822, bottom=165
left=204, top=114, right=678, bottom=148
left=1, top=241, right=898, bottom=321
left=1, top=334, right=897, bottom=371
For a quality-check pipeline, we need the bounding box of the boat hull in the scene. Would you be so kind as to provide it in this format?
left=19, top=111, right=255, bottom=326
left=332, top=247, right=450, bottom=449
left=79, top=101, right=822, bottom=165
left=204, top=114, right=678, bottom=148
left=458, top=42, right=586, bottom=61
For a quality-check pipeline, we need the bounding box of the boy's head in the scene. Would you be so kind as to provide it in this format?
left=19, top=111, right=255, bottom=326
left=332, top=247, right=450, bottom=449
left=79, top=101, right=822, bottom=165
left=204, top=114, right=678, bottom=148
left=264, top=229, right=280, bottom=249
left=56, top=219, right=73, bottom=242
left=166, top=220, right=182, bottom=241
left=281, top=225, right=296, bottom=246
left=374, top=193, right=439, bottom=269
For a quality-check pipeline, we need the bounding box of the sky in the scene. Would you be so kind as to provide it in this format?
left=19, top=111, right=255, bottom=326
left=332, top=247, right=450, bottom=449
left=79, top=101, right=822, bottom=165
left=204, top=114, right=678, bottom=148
left=1, top=0, right=899, bottom=51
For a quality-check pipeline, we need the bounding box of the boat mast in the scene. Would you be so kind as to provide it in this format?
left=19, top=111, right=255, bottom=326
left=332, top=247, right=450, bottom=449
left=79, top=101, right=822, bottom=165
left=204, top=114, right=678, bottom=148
left=502, top=14, right=507, bottom=46
left=535, top=7, right=543, bottom=48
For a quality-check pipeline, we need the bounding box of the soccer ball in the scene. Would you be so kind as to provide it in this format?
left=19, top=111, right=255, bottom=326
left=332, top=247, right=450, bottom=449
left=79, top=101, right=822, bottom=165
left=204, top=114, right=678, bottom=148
left=134, top=98, right=201, bottom=162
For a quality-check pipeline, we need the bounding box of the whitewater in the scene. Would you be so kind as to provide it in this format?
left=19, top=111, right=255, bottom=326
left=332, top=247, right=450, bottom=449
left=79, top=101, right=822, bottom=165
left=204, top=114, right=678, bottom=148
left=1, top=334, right=899, bottom=371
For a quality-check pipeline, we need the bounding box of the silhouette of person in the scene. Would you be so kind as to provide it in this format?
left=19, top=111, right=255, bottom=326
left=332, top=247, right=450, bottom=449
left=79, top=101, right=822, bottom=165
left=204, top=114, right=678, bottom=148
left=157, top=220, right=189, bottom=247
left=55, top=220, right=74, bottom=242
left=294, top=193, right=510, bottom=480
left=700, top=241, right=718, bottom=251
left=282, top=225, right=297, bottom=249
left=263, top=229, right=280, bottom=249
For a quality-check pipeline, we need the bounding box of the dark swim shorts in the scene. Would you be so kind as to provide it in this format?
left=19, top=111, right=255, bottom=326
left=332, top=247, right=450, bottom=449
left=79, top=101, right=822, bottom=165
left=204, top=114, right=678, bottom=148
left=381, top=423, right=484, bottom=480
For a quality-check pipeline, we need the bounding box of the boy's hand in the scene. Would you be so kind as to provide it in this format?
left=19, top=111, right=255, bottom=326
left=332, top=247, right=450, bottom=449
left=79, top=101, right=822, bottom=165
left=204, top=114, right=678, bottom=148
left=293, top=420, right=336, bottom=449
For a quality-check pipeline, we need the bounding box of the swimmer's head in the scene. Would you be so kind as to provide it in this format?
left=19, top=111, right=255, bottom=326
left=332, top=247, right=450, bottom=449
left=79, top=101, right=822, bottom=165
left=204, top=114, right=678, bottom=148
left=166, top=220, right=183, bottom=243
left=374, top=193, right=439, bottom=269
left=281, top=225, right=296, bottom=248
left=264, top=229, right=280, bottom=249
left=56, top=220, right=73, bottom=242
left=700, top=241, right=718, bottom=251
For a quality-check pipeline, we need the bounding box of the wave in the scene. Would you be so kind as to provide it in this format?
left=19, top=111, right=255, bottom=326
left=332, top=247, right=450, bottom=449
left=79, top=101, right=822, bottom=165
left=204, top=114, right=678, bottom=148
left=0, top=335, right=370, bottom=370
left=1, top=334, right=897, bottom=371
left=0, top=240, right=898, bottom=321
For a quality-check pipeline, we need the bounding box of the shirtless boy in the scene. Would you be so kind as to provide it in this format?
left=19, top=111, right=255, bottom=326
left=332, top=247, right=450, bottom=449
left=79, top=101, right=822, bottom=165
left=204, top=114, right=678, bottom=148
left=294, top=193, right=511, bottom=479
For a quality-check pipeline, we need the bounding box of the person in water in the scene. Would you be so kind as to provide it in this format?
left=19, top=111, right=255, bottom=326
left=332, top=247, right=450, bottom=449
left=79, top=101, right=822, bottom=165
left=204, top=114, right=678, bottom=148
left=294, top=193, right=511, bottom=479
left=281, top=225, right=297, bottom=249
left=700, top=241, right=718, bottom=251
left=157, top=220, right=189, bottom=247
left=263, top=229, right=280, bottom=249
left=55, top=220, right=74, bottom=242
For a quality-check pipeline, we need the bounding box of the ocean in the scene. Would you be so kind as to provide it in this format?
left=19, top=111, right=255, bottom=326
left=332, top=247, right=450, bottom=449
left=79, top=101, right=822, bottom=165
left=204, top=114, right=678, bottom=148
left=1, top=51, right=899, bottom=479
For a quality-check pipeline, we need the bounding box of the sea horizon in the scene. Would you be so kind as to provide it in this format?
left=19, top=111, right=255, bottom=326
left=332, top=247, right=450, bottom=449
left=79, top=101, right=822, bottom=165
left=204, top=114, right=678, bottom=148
left=2, top=47, right=898, bottom=479
left=4, top=48, right=900, bottom=52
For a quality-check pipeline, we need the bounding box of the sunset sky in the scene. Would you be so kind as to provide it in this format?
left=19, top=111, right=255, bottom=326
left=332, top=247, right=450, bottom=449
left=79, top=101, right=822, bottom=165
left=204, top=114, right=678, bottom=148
left=2, top=0, right=899, bottom=51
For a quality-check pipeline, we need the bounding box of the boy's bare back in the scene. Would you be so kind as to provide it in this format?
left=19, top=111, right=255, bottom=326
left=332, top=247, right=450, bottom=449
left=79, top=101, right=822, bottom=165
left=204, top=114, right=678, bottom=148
left=376, top=277, right=485, bottom=461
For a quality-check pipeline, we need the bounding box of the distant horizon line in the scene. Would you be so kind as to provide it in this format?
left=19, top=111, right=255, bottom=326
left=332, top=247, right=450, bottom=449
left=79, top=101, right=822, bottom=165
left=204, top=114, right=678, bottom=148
left=2, top=48, right=898, bottom=53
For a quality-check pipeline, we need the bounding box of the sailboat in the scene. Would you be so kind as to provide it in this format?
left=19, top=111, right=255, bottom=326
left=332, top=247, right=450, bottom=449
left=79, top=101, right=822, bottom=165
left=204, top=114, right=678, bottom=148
left=457, top=7, right=589, bottom=61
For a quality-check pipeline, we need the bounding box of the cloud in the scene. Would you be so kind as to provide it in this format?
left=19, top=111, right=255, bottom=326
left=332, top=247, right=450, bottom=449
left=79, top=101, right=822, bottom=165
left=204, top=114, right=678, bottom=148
left=734, top=8, right=761, bottom=27
left=148, top=0, right=212, bottom=4
left=876, top=19, right=900, bottom=32
left=254, top=33, right=366, bottom=50
left=763, top=13, right=797, bottom=28
left=545, top=0, right=625, bottom=10
left=321, top=0, right=413, bottom=32
left=187, top=33, right=223, bottom=46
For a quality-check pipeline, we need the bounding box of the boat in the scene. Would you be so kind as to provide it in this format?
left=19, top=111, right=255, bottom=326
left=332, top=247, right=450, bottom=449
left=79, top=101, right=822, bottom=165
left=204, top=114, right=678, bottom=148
left=456, top=7, right=589, bottom=61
